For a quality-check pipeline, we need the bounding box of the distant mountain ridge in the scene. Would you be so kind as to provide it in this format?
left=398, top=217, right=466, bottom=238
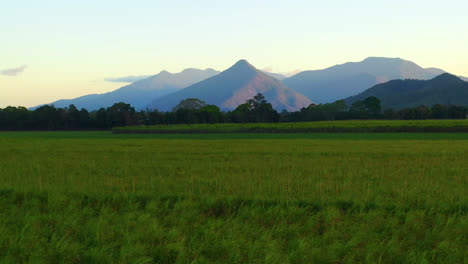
left=345, top=73, right=468, bottom=109
left=283, top=57, right=450, bottom=103
left=147, top=60, right=312, bottom=111
left=33, top=57, right=468, bottom=112
left=37, top=68, right=220, bottom=110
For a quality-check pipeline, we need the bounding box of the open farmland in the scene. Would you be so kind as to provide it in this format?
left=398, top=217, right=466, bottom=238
left=0, top=132, right=467, bottom=263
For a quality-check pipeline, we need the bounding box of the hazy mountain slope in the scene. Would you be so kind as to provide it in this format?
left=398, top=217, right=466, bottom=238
left=148, top=60, right=312, bottom=111
left=38, top=68, right=219, bottom=110
left=283, top=57, right=448, bottom=103
left=345, top=73, right=468, bottom=109
left=424, top=67, right=446, bottom=77
left=263, top=72, right=287, bottom=80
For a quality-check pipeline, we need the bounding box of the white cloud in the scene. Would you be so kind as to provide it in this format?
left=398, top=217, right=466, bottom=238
left=105, top=75, right=150, bottom=83
left=1, top=65, right=27, bottom=76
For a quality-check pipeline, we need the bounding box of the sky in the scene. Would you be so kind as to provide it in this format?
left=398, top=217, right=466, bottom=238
left=1, top=0, right=468, bottom=108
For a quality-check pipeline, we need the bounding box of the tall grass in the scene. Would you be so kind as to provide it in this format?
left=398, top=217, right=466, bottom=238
left=0, top=132, right=467, bottom=263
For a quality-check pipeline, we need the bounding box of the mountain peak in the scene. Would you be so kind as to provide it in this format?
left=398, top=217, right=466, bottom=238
left=38, top=67, right=220, bottom=111
left=362, top=57, right=405, bottom=64
left=436, top=72, right=457, bottom=78
left=235, top=59, right=249, bottom=64
left=231, top=59, right=256, bottom=69
left=147, top=59, right=311, bottom=111
left=181, top=68, right=197, bottom=73
left=432, top=73, right=462, bottom=83
left=223, top=59, right=259, bottom=76
left=283, top=57, right=454, bottom=104
left=159, top=70, right=171, bottom=76
left=345, top=71, right=468, bottom=109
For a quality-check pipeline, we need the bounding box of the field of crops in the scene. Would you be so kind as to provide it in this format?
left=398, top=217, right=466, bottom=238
left=0, top=132, right=467, bottom=263
left=113, top=119, right=468, bottom=133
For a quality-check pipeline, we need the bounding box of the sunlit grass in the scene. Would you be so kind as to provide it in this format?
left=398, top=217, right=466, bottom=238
left=0, top=132, right=467, bottom=263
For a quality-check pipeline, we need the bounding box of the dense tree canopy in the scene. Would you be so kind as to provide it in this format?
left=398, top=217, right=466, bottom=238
left=232, top=93, right=279, bottom=123
left=1, top=96, right=467, bottom=131
left=172, top=98, right=207, bottom=111
left=349, top=96, right=381, bottom=119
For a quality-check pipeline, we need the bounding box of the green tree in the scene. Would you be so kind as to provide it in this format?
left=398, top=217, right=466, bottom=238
left=431, top=104, right=448, bottom=119
left=447, top=105, right=468, bottom=119
left=383, top=108, right=398, bottom=120
left=93, top=108, right=108, bottom=129
left=244, top=93, right=279, bottom=122
left=198, top=105, right=222, bottom=123
left=33, top=105, right=62, bottom=130
left=232, top=103, right=253, bottom=123
left=79, top=108, right=90, bottom=128
left=363, top=96, right=382, bottom=117
left=175, top=108, right=198, bottom=124
left=106, top=102, right=138, bottom=127
left=148, top=110, right=164, bottom=125
left=350, top=100, right=368, bottom=119
left=65, top=104, right=80, bottom=130
left=350, top=97, right=381, bottom=119
left=0, top=106, right=31, bottom=130
left=398, top=108, right=416, bottom=120
left=246, top=93, right=267, bottom=111
left=414, top=105, right=431, bottom=119
left=173, top=98, right=207, bottom=111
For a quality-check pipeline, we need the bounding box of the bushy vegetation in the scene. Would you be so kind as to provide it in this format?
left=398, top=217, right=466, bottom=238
left=0, top=102, right=139, bottom=130
left=283, top=99, right=468, bottom=121
left=0, top=132, right=467, bottom=263
left=114, top=119, right=468, bottom=133
left=1, top=95, right=467, bottom=131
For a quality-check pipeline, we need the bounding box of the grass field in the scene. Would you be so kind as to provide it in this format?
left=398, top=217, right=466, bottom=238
left=113, top=119, right=468, bottom=133
left=0, top=132, right=467, bottom=263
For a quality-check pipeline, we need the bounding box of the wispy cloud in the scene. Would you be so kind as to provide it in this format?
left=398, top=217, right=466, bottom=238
left=1, top=65, right=27, bottom=76
left=261, top=67, right=301, bottom=77
left=105, top=75, right=150, bottom=83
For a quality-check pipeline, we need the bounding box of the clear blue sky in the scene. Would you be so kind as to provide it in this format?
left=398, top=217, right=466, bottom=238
left=1, top=0, right=468, bottom=107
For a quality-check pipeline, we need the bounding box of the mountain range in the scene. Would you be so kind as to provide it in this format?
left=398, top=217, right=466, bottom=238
left=282, top=57, right=447, bottom=103
left=37, top=57, right=468, bottom=112
left=39, top=68, right=219, bottom=110
left=147, top=60, right=312, bottom=111
left=345, top=73, right=468, bottom=109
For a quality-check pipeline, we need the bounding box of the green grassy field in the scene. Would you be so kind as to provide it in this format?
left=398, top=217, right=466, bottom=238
left=0, top=132, right=467, bottom=263
left=113, top=119, right=468, bottom=133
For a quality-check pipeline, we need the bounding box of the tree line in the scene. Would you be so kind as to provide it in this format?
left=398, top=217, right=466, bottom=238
left=282, top=97, right=468, bottom=122
left=1, top=94, right=467, bottom=130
